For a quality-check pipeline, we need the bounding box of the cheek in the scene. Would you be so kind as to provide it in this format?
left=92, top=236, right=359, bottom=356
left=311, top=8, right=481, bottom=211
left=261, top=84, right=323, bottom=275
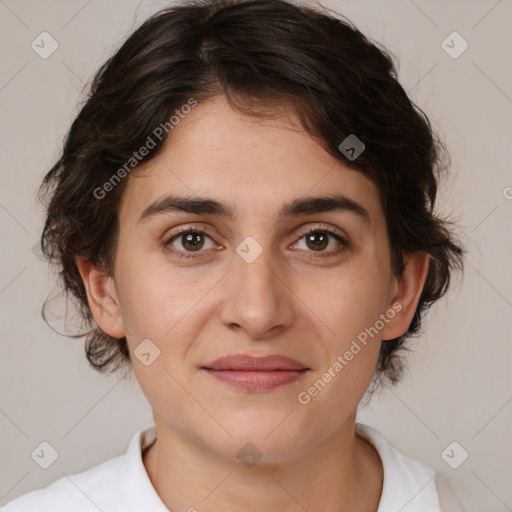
left=114, top=274, right=169, bottom=340
left=114, top=258, right=217, bottom=373
left=301, top=264, right=389, bottom=340
left=296, top=277, right=384, bottom=419
left=294, top=261, right=388, bottom=393
left=113, top=246, right=185, bottom=333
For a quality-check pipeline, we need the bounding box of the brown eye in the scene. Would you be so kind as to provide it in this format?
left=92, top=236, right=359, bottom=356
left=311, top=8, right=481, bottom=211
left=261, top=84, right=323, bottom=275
left=292, top=226, right=349, bottom=258
left=164, top=227, right=216, bottom=259
left=179, top=232, right=206, bottom=251
left=304, top=231, right=329, bottom=251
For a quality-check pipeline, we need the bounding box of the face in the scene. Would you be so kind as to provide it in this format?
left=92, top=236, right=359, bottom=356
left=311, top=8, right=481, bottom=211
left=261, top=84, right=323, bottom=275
left=78, top=95, right=427, bottom=464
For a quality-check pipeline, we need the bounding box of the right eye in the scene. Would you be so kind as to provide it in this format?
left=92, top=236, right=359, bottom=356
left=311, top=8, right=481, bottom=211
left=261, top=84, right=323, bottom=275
left=163, top=226, right=219, bottom=259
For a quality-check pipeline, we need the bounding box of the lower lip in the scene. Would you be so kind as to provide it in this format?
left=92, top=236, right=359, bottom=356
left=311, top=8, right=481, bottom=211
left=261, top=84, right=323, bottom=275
left=203, top=369, right=308, bottom=391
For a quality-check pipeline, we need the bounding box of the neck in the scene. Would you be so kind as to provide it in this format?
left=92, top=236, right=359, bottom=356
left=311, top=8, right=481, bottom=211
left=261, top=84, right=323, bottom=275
left=142, top=414, right=383, bottom=512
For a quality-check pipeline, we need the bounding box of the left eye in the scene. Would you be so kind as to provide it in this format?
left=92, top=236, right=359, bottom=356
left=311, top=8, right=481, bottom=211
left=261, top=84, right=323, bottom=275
left=292, top=228, right=349, bottom=255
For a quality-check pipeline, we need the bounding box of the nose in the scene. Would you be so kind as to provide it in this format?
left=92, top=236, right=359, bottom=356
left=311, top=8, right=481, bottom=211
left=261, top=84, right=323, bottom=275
left=218, top=239, right=295, bottom=339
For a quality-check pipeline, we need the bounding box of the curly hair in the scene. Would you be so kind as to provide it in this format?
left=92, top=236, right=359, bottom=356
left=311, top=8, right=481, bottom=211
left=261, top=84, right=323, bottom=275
left=37, top=0, right=464, bottom=388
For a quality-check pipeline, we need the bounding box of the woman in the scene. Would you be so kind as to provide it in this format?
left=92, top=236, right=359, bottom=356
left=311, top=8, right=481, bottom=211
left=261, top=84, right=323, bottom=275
left=2, top=0, right=465, bottom=510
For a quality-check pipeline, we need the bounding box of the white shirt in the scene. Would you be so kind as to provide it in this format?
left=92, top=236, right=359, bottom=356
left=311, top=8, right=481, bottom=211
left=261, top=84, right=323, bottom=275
left=1, top=423, right=463, bottom=512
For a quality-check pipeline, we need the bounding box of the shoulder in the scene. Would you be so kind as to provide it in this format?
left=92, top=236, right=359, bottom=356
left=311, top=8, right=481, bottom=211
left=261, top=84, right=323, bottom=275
left=1, top=424, right=168, bottom=512
left=356, top=423, right=442, bottom=512
left=435, top=475, right=466, bottom=512
left=1, top=425, right=158, bottom=512
left=1, top=454, right=125, bottom=512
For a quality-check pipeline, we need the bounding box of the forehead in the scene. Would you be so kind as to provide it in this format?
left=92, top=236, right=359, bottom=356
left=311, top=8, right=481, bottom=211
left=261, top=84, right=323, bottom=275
left=118, top=96, right=383, bottom=226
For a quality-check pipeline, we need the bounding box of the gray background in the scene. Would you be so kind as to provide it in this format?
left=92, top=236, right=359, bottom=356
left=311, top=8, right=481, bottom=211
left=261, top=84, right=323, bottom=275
left=0, top=0, right=511, bottom=510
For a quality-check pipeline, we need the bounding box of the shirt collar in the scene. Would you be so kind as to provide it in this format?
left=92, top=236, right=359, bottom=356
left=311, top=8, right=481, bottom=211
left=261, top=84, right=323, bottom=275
left=122, top=422, right=438, bottom=512
left=118, top=423, right=169, bottom=511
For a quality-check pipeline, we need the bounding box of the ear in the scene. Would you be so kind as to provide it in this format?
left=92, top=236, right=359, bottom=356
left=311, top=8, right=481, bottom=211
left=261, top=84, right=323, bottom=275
left=75, top=257, right=126, bottom=339
left=381, top=252, right=430, bottom=341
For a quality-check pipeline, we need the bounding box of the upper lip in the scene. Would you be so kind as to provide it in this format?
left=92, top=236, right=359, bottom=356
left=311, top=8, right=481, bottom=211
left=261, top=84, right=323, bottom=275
left=202, top=354, right=309, bottom=371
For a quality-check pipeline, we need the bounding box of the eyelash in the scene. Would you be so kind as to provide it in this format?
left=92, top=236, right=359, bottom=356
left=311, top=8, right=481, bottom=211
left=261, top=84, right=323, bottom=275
left=163, top=224, right=349, bottom=260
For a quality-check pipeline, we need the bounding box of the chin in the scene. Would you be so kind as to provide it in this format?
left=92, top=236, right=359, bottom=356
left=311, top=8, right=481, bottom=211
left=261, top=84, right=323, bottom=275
left=211, top=421, right=311, bottom=466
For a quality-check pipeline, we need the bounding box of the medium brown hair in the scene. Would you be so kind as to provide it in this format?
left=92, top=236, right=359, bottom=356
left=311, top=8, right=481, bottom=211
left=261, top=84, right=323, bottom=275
left=38, top=0, right=464, bottom=388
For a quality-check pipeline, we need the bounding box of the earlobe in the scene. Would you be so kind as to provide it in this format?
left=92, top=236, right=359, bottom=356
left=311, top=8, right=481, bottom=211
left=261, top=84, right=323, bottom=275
left=75, top=257, right=126, bottom=339
left=381, top=252, right=430, bottom=341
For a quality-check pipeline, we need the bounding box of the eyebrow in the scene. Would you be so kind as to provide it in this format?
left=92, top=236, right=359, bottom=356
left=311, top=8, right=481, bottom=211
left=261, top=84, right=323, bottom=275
left=137, top=193, right=370, bottom=225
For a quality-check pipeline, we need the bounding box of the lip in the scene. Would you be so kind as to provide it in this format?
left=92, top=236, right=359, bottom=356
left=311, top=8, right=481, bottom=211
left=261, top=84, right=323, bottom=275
left=201, top=354, right=310, bottom=391
left=203, top=369, right=309, bottom=391
left=202, top=354, right=309, bottom=371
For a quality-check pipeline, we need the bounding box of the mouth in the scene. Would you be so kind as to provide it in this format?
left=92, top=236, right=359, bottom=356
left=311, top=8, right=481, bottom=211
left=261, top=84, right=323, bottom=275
left=202, top=368, right=309, bottom=391
left=201, top=354, right=310, bottom=391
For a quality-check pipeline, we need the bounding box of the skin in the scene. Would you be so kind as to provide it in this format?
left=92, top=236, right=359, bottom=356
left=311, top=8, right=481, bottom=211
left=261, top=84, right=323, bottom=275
left=76, top=95, right=429, bottom=512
